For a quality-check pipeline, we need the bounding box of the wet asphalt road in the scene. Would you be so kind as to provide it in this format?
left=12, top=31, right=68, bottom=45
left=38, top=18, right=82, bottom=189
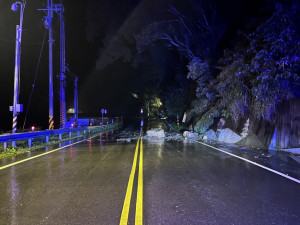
left=0, top=124, right=300, bottom=224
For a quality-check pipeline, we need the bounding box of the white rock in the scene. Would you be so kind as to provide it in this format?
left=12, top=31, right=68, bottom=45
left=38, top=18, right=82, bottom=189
left=205, top=129, right=218, bottom=140
left=202, top=135, right=208, bottom=140
left=146, top=128, right=165, bottom=138
left=183, top=131, right=199, bottom=138
left=218, top=128, right=243, bottom=143
left=183, top=131, right=189, bottom=138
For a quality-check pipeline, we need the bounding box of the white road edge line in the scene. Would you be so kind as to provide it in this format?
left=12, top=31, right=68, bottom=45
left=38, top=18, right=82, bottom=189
left=193, top=140, right=300, bottom=184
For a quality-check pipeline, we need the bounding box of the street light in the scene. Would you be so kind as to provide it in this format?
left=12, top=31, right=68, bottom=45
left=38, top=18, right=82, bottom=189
left=11, top=3, right=19, bottom=11
left=10, top=1, right=26, bottom=141
left=101, top=108, right=105, bottom=124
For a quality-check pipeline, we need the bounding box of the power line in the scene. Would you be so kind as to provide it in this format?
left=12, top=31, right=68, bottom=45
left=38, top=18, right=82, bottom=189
left=22, top=30, right=47, bottom=130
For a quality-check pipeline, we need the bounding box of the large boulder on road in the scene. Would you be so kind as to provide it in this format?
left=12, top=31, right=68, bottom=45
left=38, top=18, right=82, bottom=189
left=218, top=128, right=243, bottom=143
left=205, top=129, right=218, bottom=140
left=183, top=131, right=199, bottom=139
left=146, top=128, right=165, bottom=138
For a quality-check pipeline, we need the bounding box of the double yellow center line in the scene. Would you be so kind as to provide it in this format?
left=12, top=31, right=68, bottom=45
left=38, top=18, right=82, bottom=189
left=120, top=138, right=143, bottom=225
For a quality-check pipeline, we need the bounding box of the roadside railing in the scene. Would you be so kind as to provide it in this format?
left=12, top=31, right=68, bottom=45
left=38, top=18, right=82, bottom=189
left=0, top=123, right=121, bottom=152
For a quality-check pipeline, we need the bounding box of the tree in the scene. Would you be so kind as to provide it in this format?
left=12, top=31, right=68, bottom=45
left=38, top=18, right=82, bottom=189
left=197, top=2, right=300, bottom=127
left=135, top=0, right=224, bottom=122
left=222, top=3, right=300, bottom=122
left=245, top=3, right=300, bottom=121
left=136, top=1, right=223, bottom=60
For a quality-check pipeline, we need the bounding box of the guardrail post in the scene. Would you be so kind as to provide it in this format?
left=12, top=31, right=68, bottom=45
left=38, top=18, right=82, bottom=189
left=88, top=130, right=91, bottom=134
left=69, top=132, right=72, bottom=138
left=77, top=131, right=80, bottom=136
left=59, top=134, right=62, bottom=140
left=46, top=136, right=49, bottom=143
left=28, top=138, right=32, bottom=147
left=12, top=141, right=16, bottom=148
left=84, top=130, right=86, bottom=135
left=3, top=142, right=7, bottom=152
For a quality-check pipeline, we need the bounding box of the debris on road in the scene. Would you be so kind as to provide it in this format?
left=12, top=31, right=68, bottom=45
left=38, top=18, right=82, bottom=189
left=117, top=138, right=132, bottom=142
left=183, top=131, right=199, bottom=139
left=205, top=129, right=218, bottom=141
left=146, top=128, right=165, bottom=138
left=218, top=128, right=243, bottom=143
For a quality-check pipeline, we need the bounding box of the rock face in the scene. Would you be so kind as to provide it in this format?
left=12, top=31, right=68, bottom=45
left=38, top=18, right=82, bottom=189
left=146, top=128, right=165, bottom=138
left=183, top=131, right=199, bottom=138
left=218, top=128, right=243, bottom=143
left=205, top=129, right=218, bottom=140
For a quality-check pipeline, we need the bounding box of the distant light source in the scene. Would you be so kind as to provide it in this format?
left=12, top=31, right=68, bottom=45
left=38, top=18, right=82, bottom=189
left=31, top=126, right=35, bottom=131
left=67, top=108, right=75, bottom=113
left=132, top=93, right=138, bottom=99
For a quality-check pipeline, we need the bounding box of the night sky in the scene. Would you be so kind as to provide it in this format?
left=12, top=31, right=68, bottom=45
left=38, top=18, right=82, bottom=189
left=0, top=0, right=274, bottom=131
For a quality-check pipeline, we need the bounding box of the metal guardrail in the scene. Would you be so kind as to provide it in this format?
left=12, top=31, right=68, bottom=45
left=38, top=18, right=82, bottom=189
left=0, top=124, right=119, bottom=152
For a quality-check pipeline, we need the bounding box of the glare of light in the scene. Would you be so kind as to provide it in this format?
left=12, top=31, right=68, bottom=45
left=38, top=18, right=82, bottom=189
left=155, top=98, right=163, bottom=107
left=31, top=126, right=35, bottom=131
left=67, top=108, right=74, bottom=113
left=132, top=93, right=138, bottom=99
left=89, top=139, right=92, bottom=152
left=157, top=146, right=162, bottom=158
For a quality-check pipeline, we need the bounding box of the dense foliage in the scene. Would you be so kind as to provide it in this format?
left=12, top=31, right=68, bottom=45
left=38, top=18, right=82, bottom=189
left=195, top=3, right=300, bottom=125
left=136, top=1, right=300, bottom=130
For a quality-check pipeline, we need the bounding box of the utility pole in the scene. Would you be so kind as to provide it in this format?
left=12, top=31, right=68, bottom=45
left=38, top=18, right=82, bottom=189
left=10, top=1, right=26, bottom=143
left=38, top=0, right=54, bottom=130
left=59, top=4, right=66, bottom=129
left=38, top=1, right=66, bottom=129
left=47, top=0, right=54, bottom=130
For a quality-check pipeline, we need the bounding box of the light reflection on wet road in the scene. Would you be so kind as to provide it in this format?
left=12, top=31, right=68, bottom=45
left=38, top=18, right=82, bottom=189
left=0, top=126, right=299, bottom=224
